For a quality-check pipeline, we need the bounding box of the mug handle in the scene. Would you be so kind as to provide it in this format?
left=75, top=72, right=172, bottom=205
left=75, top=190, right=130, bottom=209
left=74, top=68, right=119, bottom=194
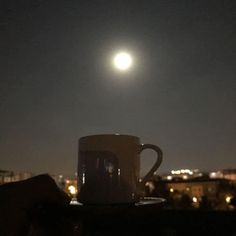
left=139, top=144, right=163, bottom=185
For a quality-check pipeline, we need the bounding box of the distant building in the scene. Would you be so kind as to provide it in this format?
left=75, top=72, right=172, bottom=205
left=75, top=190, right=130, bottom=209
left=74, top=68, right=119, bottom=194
left=222, top=169, right=236, bottom=182
left=147, top=176, right=236, bottom=210
left=0, top=170, right=34, bottom=184
left=209, top=169, right=236, bottom=182
left=0, top=170, right=13, bottom=184
left=166, top=178, right=231, bottom=200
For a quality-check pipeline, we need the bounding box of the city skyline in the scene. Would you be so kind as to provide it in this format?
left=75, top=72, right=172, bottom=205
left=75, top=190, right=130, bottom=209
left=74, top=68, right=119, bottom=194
left=1, top=0, right=236, bottom=175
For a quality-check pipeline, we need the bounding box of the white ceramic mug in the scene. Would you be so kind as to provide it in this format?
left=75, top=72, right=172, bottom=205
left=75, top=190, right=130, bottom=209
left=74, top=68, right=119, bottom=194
left=77, top=134, right=162, bottom=205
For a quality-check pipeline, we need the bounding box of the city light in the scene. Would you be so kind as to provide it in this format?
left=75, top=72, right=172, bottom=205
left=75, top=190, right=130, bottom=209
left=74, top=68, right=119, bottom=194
left=170, top=188, right=174, bottom=193
left=183, top=175, right=188, bottom=180
left=209, top=171, right=223, bottom=179
left=167, top=175, right=172, bottom=180
left=68, top=185, right=77, bottom=195
left=171, top=169, right=194, bottom=175
left=225, top=195, right=232, bottom=204
left=145, top=181, right=155, bottom=192
left=192, top=197, right=198, bottom=203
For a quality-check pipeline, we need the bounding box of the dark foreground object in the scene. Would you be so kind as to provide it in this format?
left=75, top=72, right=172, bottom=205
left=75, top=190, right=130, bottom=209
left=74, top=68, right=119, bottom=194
left=30, top=203, right=236, bottom=236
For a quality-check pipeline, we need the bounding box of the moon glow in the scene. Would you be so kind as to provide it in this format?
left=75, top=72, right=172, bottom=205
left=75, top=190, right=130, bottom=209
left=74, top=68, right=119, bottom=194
left=113, top=52, right=133, bottom=71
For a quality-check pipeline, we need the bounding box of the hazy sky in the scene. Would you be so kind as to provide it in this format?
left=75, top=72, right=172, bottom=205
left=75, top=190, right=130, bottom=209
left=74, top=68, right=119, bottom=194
left=1, top=0, right=236, bottom=176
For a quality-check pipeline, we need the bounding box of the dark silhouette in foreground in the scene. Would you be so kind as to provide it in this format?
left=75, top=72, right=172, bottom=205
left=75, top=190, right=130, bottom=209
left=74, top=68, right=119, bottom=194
left=0, top=174, right=71, bottom=236
left=1, top=175, right=236, bottom=236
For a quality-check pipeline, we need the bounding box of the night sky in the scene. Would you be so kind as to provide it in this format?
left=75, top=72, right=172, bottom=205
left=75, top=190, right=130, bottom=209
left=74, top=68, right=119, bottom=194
left=1, top=0, right=236, bottom=176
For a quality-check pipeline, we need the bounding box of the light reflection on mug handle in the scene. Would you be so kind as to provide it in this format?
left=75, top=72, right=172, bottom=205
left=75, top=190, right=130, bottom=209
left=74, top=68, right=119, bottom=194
left=139, top=144, right=163, bottom=185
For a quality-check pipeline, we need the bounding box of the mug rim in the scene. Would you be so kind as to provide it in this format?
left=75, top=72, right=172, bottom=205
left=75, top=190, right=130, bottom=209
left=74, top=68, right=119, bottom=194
left=79, top=133, right=139, bottom=141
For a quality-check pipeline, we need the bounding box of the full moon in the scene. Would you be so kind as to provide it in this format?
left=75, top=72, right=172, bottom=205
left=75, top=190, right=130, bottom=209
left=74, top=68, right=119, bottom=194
left=113, top=52, right=133, bottom=71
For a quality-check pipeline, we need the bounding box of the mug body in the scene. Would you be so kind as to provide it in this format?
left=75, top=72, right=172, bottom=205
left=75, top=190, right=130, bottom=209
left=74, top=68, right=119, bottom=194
left=78, top=134, right=141, bottom=204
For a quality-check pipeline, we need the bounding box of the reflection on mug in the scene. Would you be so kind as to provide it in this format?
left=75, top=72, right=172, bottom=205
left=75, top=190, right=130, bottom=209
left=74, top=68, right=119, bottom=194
left=79, top=151, right=121, bottom=203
